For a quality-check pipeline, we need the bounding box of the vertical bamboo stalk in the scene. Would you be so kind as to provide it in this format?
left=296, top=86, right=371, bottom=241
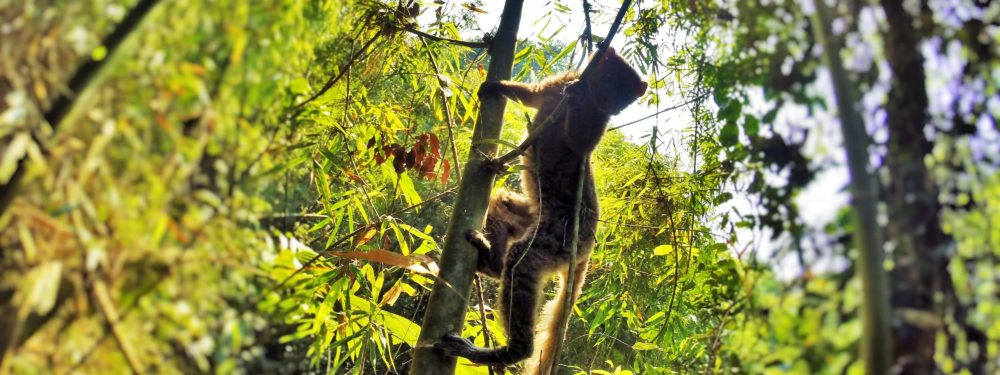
left=809, top=2, right=891, bottom=373
left=408, top=1, right=523, bottom=373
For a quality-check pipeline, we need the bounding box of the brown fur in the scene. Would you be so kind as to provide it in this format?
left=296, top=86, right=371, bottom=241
left=437, top=47, right=646, bottom=374
left=468, top=188, right=537, bottom=278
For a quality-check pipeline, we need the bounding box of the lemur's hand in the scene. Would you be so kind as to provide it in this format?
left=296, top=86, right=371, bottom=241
left=465, top=230, right=491, bottom=252
left=477, top=81, right=501, bottom=100
left=434, top=334, right=475, bottom=358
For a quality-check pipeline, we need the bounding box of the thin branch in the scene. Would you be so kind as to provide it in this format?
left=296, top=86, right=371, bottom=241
left=607, top=92, right=709, bottom=131
left=404, top=26, right=488, bottom=49
left=548, top=158, right=588, bottom=375
left=92, top=280, right=145, bottom=374
left=419, top=37, right=463, bottom=181
left=472, top=277, right=498, bottom=375
left=291, top=29, right=383, bottom=113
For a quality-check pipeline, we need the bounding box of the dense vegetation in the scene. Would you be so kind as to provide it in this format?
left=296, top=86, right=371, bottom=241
left=1, top=0, right=997, bottom=374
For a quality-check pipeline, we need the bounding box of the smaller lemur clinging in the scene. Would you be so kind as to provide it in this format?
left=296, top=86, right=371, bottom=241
left=437, top=47, right=646, bottom=374
left=469, top=188, right=536, bottom=279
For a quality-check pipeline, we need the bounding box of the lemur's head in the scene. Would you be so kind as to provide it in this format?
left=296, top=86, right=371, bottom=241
left=585, top=47, right=647, bottom=115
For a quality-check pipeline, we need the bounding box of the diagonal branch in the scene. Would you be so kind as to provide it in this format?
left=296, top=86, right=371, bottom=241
left=92, top=280, right=145, bottom=374
left=405, top=26, right=488, bottom=49
left=291, top=29, right=383, bottom=114
left=0, top=0, right=160, bottom=215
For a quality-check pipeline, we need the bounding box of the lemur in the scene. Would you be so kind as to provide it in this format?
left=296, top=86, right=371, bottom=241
left=437, top=47, right=646, bottom=374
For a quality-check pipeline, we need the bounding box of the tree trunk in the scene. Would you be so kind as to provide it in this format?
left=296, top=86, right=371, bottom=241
left=408, top=1, right=523, bottom=374
left=880, top=0, right=949, bottom=372
left=810, top=3, right=892, bottom=373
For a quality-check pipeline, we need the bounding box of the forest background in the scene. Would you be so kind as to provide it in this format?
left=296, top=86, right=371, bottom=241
left=0, top=0, right=997, bottom=374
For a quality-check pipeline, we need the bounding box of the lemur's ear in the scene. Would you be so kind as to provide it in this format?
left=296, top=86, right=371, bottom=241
left=635, top=81, right=648, bottom=97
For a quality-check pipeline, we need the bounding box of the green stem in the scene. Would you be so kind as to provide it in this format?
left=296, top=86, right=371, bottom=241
left=809, top=2, right=891, bottom=374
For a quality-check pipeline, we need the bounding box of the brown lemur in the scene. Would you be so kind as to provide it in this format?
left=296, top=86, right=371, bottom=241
left=436, top=47, right=647, bottom=373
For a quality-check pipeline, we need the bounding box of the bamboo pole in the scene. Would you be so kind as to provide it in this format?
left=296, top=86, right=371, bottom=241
left=408, top=1, right=523, bottom=373
left=809, top=2, right=892, bottom=373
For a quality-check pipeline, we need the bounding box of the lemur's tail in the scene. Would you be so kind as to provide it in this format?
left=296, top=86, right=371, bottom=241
left=524, top=262, right=589, bottom=374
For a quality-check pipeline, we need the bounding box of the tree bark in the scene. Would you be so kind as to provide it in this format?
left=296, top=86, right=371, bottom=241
left=408, top=1, right=523, bottom=374
left=879, top=1, right=949, bottom=373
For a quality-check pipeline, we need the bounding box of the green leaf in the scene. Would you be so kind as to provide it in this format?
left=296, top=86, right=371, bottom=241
left=632, top=342, right=659, bottom=351
left=719, top=120, right=738, bottom=147
left=743, top=115, right=760, bottom=138
left=21, top=262, right=63, bottom=315
left=653, top=244, right=674, bottom=256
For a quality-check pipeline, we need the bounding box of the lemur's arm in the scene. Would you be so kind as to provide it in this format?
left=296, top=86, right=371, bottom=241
left=466, top=230, right=504, bottom=278
left=478, top=81, right=548, bottom=109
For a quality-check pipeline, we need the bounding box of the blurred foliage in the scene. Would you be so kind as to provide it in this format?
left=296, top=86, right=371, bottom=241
left=1, top=0, right=997, bottom=374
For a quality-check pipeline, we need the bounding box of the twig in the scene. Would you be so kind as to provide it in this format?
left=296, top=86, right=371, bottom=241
left=419, top=35, right=496, bottom=372
left=92, top=281, right=145, bottom=374
left=0, top=0, right=160, bottom=215
left=341, top=41, right=381, bottom=217
left=607, top=92, right=709, bottom=131
left=472, top=276, right=497, bottom=375
left=291, top=29, right=383, bottom=113
left=419, top=37, right=463, bottom=180
left=404, top=26, right=488, bottom=49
